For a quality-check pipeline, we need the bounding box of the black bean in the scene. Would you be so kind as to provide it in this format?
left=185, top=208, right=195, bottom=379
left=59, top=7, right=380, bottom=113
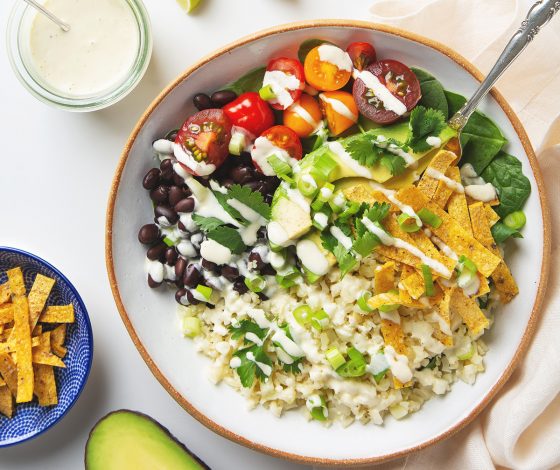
left=210, top=90, right=237, bottom=107
left=160, top=159, right=174, bottom=181
left=175, top=288, right=187, bottom=304
left=147, top=242, right=166, bottom=261
left=222, top=178, right=234, bottom=189
left=221, top=265, right=239, bottom=282
left=185, top=290, right=200, bottom=305
left=174, top=257, right=187, bottom=280
left=173, top=173, right=185, bottom=186
left=183, top=264, right=201, bottom=288
left=230, top=166, right=254, bottom=184
left=233, top=279, right=249, bottom=294
left=168, top=186, right=186, bottom=206
left=148, top=275, right=162, bottom=289
left=178, top=221, right=189, bottom=233
left=201, top=258, right=219, bottom=273
left=244, top=180, right=262, bottom=192
left=261, top=264, right=276, bottom=276
left=138, top=224, right=160, bottom=244
left=193, top=93, right=213, bottom=111
left=165, top=247, right=178, bottom=266
left=174, top=197, right=195, bottom=214
left=150, top=185, right=169, bottom=204
left=155, top=205, right=178, bottom=225
left=257, top=292, right=269, bottom=301
left=260, top=178, right=278, bottom=195
left=249, top=252, right=265, bottom=271
left=143, top=168, right=161, bottom=190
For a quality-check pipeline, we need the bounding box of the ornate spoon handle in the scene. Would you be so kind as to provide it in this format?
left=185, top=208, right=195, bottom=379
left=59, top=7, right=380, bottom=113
left=449, top=0, right=560, bottom=130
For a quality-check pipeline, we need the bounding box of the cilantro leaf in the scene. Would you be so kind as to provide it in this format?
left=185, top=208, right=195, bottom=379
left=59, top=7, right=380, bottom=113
left=363, top=202, right=391, bottom=223
left=207, top=226, right=246, bottom=254
left=380, top=155, right=407, bottom=176
left=191, top=214, right=226, bottom=232
left=229, top=320, right=268, bottom=345
left=233, top=345, right=273, bottom=388
left=407, top=106, right=446, bottom=153
left=334, top=244, right=358, bottom=277
left=227, top=184, right=271, bottom=220
left=212, top=190, right=247, bottom=225
left=352, top=231, right=380, bottom=257
left=320, top=230, right=338, bottom=253
left=282, top=358, right=303, bottom=374
left=345, top=135, right=381, bottom=168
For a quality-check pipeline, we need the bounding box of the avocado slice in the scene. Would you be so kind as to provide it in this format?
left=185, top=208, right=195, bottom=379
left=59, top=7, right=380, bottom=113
left=85, top=410, right=209, bottom=470
left=296, top=230, right=336, bottom=281
left=270, top=183, right=312, bottom=243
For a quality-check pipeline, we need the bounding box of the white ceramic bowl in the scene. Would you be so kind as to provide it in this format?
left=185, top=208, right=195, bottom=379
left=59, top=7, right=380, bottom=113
left=106, top=21, right=550, bottom=466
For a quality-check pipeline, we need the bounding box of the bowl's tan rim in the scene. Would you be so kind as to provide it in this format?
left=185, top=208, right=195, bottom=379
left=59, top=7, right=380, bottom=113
left=105, top=19, right=551, bottom=467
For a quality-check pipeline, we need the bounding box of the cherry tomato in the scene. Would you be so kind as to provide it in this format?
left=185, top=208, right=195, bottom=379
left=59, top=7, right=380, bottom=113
left=319, top=91, right=358, bottom=136
left=174, top=109, right=232, bottom=175
left=223, top=92, right=274, bottom=136
left=283, top=94, right=323, bottom=137
left=346, top=42, right=377, bottom=71
left=264, top=57, right=305, bottom=110
left=304, top=45, right=352, bottom=91
left=353, top=60, right=421, bottom=124
left=261, top=126, right=303, bottom=160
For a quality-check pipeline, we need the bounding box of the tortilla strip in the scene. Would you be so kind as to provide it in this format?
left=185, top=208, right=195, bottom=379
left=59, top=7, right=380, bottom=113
left=0, top=336, right=40, bottom=355
left=468, top=202, right=518, bottom=303
left=0, top=385, right=13, bottom=418
left=466, top=195, right=499, bottom=207
left=39, top=304, right=74, bottom=323
left=0, top=304, right=14, bottom=324
left=0, top=353, right=18, bottom=397
left=0, top=283, right=10, bottom=305
left=380, top=319, right=412, bottom=388
left=431, top=166, right=457, bottom=208
left=450, top=288, right=489, bottom=336
left=343, top=183, right=398, bottom=211
left=444, top=167, right=473, bottom=236
left=28, top=274, right=55, bottom=330
left=13, top=296, right=33, bottom=403
left=33, top=364, right=57, bottom=407
left=432, top=288, right=453, bottom=346
left=400, top=269, right=426, bottom=300
left=32, top=332, right=66, bottom=368
left=417, top=150, right=457, bottom=199
left=484, top=204, right=500, bottom=227
left=7, top=267, right=26, bottom=297
left=374, top=261, right=396, bottom=294
left=50, top=325, right=67, bottom=358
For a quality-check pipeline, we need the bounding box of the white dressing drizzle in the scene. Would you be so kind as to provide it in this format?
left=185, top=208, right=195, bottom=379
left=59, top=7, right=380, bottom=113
left=296, top=239, right=329, bottom=276
left=374, top=135, right=416, bottom=167
left=426, top=168, right=465, bottom=193
left=173, top=143, right=216, bottom=176
left=282, top=182, right=311, bottom=213
left=329, top=226, right=353, bottom=250
left=288, top=102, right=321, bottom=130
left=317, top=44, right=353, bottom=71
left=384, top=346, right=413, bottom=383
left=369, top=182, right=422, bottom=226
left=426, top=136, right=442, bottom=147
left=319, top=94, right=358, bottom=122
left=200, top=239, right=232, bottom=265
left=263, top=70, right=302, bottom=109
left=266, top=221, right=294, bottom=247
left=327, top=141, right=371, bottom=178
left=251, top=136, right=297, bottom=176
left=465, top=183, right=497, bottom=202
left=352, top=69, right=407, bottom=116
left=246, top=351, right=272, bottom=376
left=379, top=310, right=401, bottom=324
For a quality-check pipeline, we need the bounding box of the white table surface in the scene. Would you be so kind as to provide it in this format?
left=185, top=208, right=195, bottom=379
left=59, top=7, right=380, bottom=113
left=0, top=1, right=373, bottom=469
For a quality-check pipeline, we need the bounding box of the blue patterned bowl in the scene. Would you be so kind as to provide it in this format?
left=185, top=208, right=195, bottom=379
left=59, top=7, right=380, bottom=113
left=0, top=247, right=93, bottom=447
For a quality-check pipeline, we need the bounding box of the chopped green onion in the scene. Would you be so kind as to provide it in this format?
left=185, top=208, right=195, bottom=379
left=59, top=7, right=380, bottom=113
left=258, top=84, right=276, bottom=101
left=418, top=208, right=442, bottom=228
left=269, top=241, right=284, bottom=253
left=244, top=275, right=266, bottom=293
left=379, top=303, right=399, bottom=313
left=310, top=406, right=327, bottom=421
left=311, top=198, right=325, bottom=211
left=303, top=267, right=322, bottom=284
left=312, top=211, right=329, bottom=231
left=373, top=370, right=387, bottom=383
left=424, top=356, right=438, bottom=370
left=357, top=291, right=373, bottom=312
left=275, top=268, right=301, bottom=289
left=297, top=175, right=318, bottom=197
left=457, top=343, right=475, bottom=361
left=336, top=347, right=367, bottom=378
left=195, top=284, right=213, bottom=301
left=421, top=264, right=434, bottom=297
left=293, top=305, right=313, bottom=326
left=310, top=309, right=329, bottom=331
left=267, top=154, right=293, bottom=181
left=456, top=256, right=478, bottom=289
left=369, top=352, right=389, bottom=382
left=307, top=395, right=328, bottom=421
left=397, top=213, right=421, bottom=233
left=338, top=201, right=361, bottom=221
left=326, top=347, right=346, bottom=370
left=317, top=182, right=335, bottom=202
left=504, top=210, right=526, bottom=230
left=228, top=131, right=246, bottom=156
left=308, top=151, right=337, bottom=185
left=328, top=191, right=346, bottom=213
left=182, top=316, right=201, bottom=338
left=163, top=236, right=175, bottom=247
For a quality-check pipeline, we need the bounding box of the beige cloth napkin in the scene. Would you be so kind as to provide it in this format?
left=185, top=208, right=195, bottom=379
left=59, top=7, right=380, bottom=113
left=359, top=1, right=560, bottom=469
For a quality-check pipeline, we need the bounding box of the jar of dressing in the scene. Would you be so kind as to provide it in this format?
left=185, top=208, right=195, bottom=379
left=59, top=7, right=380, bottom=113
left=7, top=0, right=152, bottom=111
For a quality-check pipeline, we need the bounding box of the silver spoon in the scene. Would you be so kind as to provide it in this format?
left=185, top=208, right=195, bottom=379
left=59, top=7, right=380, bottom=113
left=449, top=0, right=560, bottom=133
left=23, top=0, right=71, bottom=32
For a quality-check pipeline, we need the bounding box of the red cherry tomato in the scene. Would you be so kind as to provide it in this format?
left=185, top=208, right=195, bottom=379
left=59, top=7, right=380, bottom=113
left=264, top=57, right=305, bottom=110
left=261, top=125, right=303, bottom=160
left=223, top=92, right=274, bottom=136
left=346, top=42, right=377, bottom=71
left=352, top=59, right=421, bottom=124
left=174, top=109, right=232, bottom=175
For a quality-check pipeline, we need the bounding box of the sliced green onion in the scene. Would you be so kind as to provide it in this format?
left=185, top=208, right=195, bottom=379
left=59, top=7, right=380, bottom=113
left=421, top=264, right=434, bottom=297
left=373, top=370, right=387, bottom=383
left=310, top=309, right=329, bottom=331
left=163, top=236, right=175, bottom=247
left=424, top=356, right=438, bottom=370
left=311, top=198, right=325, bottom=211
left=337, top=347, right=367, bottom=378
left=244, top=275, right=266, bottom=293
left=357, top=291, right=373, bottom=312
left=228, top=131, right=246, bottom=156
left=297, top=175, right=318, bottom=197
left=312, top=211, right=329, bottom=231
left=309, top=151, right=337, bottom=185
left=397, top=213, right=421, bottom=233
left=317, top=182, right=335, bottom=202
left=326, top=347, right=346, bottom=370
left=456, top=256, right=478, bottom=289
left=195, top=284, right=213, bottom=301
left=269, top=241, right=284, bottom=253
left=275, top=268, right=301, bottom=289
left=258, top=84, right=276, bottom=101
left=267, top=154, right=293, bottom=181
left=369, top=351, right=389, bottom=382
left=293, top=305, right=313, bottom=326
left=379, top=303, right=400, bottom=313
left=457, top=342, right=475, bottom=361
left=328, top=191, right=346, bottom=214
left=338, top=201, right=361, bottom=221
left=307, top=395, right=328, bottom=421
left=504, top=210, right=526, bottom=230
left=418, top=208, right=442, bottom=228
left=303, top=267, right=322, bottom=284
left=310, top=406, right=327, bottom=421
left=182, top=316, right=201, bottom=338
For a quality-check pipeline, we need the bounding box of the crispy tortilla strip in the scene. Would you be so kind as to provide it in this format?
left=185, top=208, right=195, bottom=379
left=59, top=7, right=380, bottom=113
left=380, top=319, right=412, bottom=389
left=0, top=377, right=4, bottom=387
left=0, top=283, right=10, bottom=305
left=368, top=290, right=424, bottom=310
left=343, top=183, right=398, bottom=211
left=401, top=269, right=426, bottom=300
left=374, top=261, right=396, bottom=294
left=7, top=267, right=26, bottom=297
left=431, top=167, right=457, bottom=208
left=50, top=325, right=67, bottom=358
left=445, top=167, right=473, bottom=236
left=450, top=288, right=489, bottom=336
left=40, top=304, right=74, bottom=323
left=468, top=202, right=518, bottom=303
left=0, top=385, right=13, bottom=418
left=417, top=150, right=457, bottom=198
left=466, top=195, right=499, bottom=206
left=432, top=288, right=453, bottom=346
left=398, top=288, right=426, bottom=308
left=28, top=274, right=55, bottom=330
left=33, top=364, right=57, bottom=407
left=13, top=296, right=33, bottom=403
left=484, top=204, right=500, bottom=227
left=0, top=336, right=40, bottom=354
left=32, top=325, right=42, bottom=336
left=476, top=273, right=491, bottom=298
left=32, top=332, right=66, bottom=368
left=0, top=304, right=14, bottom=324
left=0, top=353, right=18, bottom=397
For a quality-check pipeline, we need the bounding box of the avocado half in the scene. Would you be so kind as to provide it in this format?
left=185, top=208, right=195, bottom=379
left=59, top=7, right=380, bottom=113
left=85, top=410, right=209, bottom=470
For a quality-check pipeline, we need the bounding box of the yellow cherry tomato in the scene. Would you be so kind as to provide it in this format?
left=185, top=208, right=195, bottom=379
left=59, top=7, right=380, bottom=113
left=319, top=91, right=358, bottom=136
left=283, top=94, right=323, bottom=137
left=304, top=46, right=352, bottom=91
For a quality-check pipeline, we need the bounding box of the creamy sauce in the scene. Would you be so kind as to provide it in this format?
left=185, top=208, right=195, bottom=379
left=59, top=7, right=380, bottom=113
left=329, top=226, right=353, bottom=250
left=319, top=94, right=357, bottom=122
left=328, top=141, right=371, bottom=178
left=147, top=260, right=164, bottom=283
left=317, top=45, right=353, bottom=71
left=153, top=139, right=174, bottom=154
left=425, top=168, right=465, bottom=193
left=296, top=239, right=329, bottom=276
left=174, top=144, right=216, bottom=177
left=460, top=163, right=485, bottom=186
left=184, top=178, right=240, bottom=227
left=426, top=136, right=442, bottom=147
left=267, top=221, right=294, bottom=247
left=263, top=70, right=302, bottom=109
left=246, top=351, right=272, bottom=376
left=229, top=357, right=242, bottom=368
left=384, top=346, right=413, bottom=383
left=374, top=135, right=416, bottom=167
left=369, top=182, right=421, bottom=226
left=353, top=70, right=407, bottom=116
left=251, top=136, right=297, bottom=176
left=313, top=212, right=329, bottom=228
left=200, top=239, right=232, bottom=265
left=458, top=272, right=481, bottom=297
left=28, top=0, right=139, bottom=97
left=465, top=183, right=497, bottom=202
left=246, top=309, right=304, bottom=358
left=379, top=310, right=401, bottom=324
left=426, top=231, right=458, bottom=260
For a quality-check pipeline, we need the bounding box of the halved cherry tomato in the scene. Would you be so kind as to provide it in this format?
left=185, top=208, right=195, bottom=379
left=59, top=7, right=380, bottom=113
left=283, top=94, right=323, bottom=137
left=346, top=42, right=377, bottom=71
left=353, top=60, right=421, bottom=124
left=319, top=91, right=358, bottom=136
left=304, top=45, right=352, bottom=91
left=174, top=109, right=232, bottom=175
left=261, top=125, right=302, bottom=160
left=223, top=92, right=274, bottom=136
left=263, top=57, right=305, bottom=110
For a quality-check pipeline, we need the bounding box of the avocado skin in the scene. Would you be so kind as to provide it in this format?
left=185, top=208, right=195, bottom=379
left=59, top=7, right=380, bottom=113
left=85, top=410, right=210, bottom=470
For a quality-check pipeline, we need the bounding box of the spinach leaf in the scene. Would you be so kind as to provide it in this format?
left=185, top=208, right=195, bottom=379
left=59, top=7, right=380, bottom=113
left=445, top=91, right=507, bottom=173
left=411, top=67, right=449, bottom=118
left=491, top=222, right=523, bottom=244
left=481, top=151, right=531, bottom=218
left=297, top=39, right=335, bottom=62
left=220, top=66, right=266, bottom=95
